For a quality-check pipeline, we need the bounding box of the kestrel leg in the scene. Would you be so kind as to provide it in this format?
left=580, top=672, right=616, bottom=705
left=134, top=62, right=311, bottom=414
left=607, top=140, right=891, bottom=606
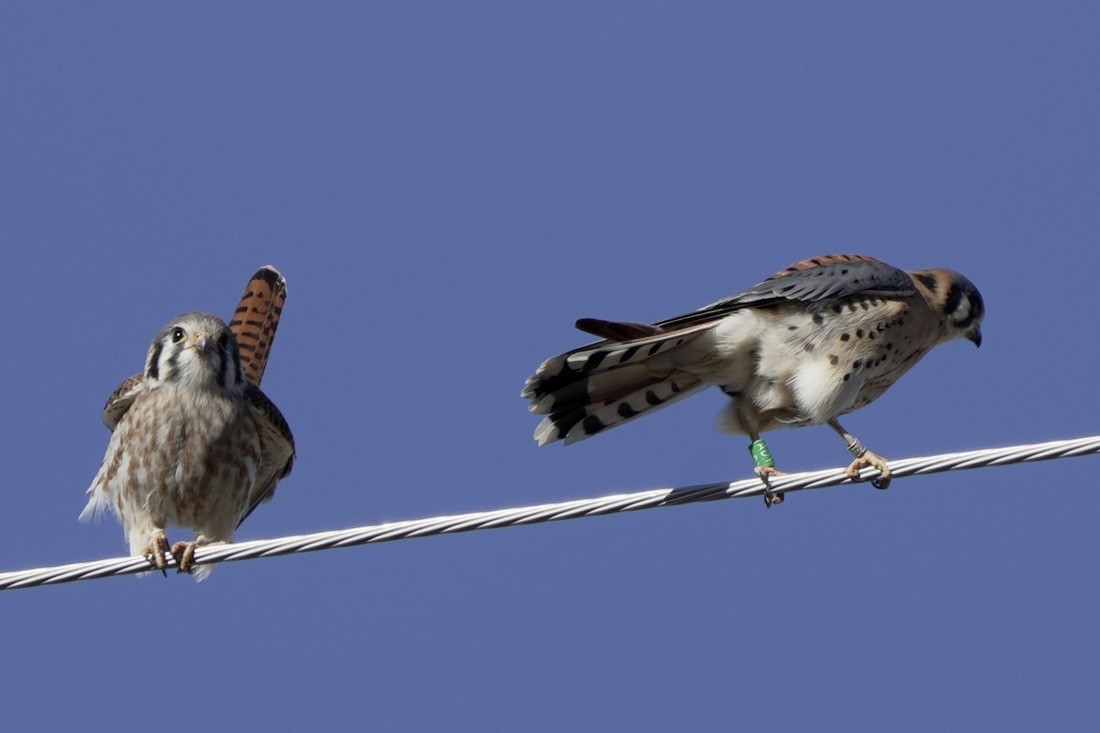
left=170, top=541, right=199, bottom=575
left=171, top=536, right=230, bottom=576
left=141, top=528, right=172, bottom=576
left=171, top=535, right=215, bottom=575
left=749, top=435, right=786, bottom=507
left=735, top=405, right=784, bottom=507
left=827, top=418, right=891, bottom=490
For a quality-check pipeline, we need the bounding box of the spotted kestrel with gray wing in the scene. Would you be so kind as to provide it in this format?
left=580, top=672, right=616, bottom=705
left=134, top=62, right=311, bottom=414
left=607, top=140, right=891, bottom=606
left=523, top=254, right=984, bottom=505
left=82, top=269, right=295, bottom=579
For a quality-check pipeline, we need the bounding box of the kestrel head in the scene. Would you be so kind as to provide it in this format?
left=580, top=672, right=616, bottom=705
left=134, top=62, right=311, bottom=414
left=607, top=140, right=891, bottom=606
left=912, top=269, right=985, bottom=348
left=144, top=312, right=245, bottom=393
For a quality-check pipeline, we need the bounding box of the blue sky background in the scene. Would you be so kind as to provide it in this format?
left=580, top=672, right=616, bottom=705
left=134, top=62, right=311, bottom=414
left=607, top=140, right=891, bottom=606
left=2, top=3, right=1098, bottom=730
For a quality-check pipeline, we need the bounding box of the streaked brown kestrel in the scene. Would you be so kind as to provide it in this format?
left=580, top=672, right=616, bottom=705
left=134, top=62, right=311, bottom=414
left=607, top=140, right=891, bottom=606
left=82, top=267, right=295, bottom=578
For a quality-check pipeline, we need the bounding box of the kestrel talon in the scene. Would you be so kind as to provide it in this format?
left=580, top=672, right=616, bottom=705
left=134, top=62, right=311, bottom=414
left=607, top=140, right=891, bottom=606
left=83, top=271, right=295, bottom=579
left=522, top=254, right=984, bottom=505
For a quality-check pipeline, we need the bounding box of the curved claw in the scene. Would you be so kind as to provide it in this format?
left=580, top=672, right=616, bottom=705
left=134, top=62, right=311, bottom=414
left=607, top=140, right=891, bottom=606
left=141, top=530, right=171, bottom=576
left=755, top=466, right=786, bottom=507
left=845, top=451, right=892, bottom=490
left=170, top=541, right=198, bottom=575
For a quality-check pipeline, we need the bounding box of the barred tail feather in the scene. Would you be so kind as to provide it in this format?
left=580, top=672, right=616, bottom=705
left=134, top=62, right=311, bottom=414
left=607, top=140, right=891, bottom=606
left=523, top=324, right=713, bottom=402
left=534, top=374, right=707, bottom=445
left=229, top=265, right=287, bottom=387
left=523, top=319, right=718, bottom=445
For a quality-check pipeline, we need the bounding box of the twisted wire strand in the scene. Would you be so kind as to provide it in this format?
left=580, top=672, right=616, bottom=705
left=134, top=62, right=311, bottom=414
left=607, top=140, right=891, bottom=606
left=4, top=434, right=1098, bottom=591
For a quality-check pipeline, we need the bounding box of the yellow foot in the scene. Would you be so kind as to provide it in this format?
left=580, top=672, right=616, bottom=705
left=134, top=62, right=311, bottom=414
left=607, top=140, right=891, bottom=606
left=141, top=530, right=171, bottom=576
left=756, top=466, right=786, bottom=507
left=171, top=541, right=198, bottom=575
left=846, top=450, right=892, bottom=490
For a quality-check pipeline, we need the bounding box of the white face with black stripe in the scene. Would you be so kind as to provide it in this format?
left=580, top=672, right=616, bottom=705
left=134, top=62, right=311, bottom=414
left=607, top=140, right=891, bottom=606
left=941, top=272, right=985, bottom=347
left=144, top=312, right=244, bottom=393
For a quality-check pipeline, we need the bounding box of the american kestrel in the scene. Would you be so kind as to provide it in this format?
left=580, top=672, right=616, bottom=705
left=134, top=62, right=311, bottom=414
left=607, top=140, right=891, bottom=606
left=82, top=270, right=295, bottom=578
left=523, top=254, right=984, bottom=506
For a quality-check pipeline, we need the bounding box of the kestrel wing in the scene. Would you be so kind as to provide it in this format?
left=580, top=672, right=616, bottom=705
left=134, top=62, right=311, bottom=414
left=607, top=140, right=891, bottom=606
left=237, top=383, right=296, bottom=528
left=726, top=253, right=915, bottom=305
left=228, top=265, right=288, bottom=387
left=649, top=254, right=917, bottom=332
left=101, top=372, right=145, bottom=431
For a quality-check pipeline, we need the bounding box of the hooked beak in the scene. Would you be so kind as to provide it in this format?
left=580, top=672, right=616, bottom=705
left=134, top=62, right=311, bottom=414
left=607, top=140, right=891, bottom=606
left=189, top=331, right=214, bottom=355
left=967, top=328, right=982, bottom=348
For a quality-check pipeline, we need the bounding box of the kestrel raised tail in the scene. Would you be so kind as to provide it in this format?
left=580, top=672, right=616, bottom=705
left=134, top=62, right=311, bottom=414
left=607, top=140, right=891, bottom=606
left=523, top=254, right=984, bottom=506
left=229, top=265, right=288, bottom=387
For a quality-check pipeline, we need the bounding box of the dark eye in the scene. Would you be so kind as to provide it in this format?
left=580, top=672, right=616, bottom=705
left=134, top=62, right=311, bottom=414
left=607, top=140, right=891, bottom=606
left=171, top=327, right=186, bottom=343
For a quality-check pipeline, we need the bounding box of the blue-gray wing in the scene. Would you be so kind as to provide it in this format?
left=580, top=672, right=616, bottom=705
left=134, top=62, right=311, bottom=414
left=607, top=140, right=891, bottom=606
left=653, top=254, right=915, bottom=331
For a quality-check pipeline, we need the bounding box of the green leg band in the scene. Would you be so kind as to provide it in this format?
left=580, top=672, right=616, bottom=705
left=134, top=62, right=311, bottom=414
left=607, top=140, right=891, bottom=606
left=750, top=439, right=775, bottom=469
